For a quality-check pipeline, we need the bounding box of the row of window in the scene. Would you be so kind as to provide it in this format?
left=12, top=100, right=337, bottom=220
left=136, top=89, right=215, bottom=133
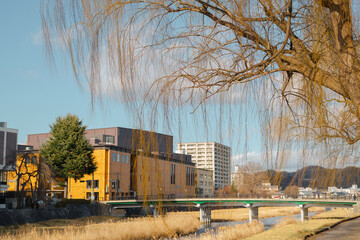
left=86, top=180, right=99, bottom=189
left=198, top=181, right=212, bottom=186
left=198, top=173, right=212, bottom=179
left=24, top=156, right=37, bottom=165
left=111, top=180, right=120, bottom=189
left=112, top=153, right=130, bottom=163
left=186, top=167, right=195, bottom=186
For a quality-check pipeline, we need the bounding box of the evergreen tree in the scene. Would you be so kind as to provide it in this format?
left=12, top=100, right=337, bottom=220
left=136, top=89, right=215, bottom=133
left=40, top=114, right=97, bottom=183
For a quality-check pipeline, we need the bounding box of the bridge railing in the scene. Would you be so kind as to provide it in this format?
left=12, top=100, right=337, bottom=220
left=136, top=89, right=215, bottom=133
left=99, top=193, right=358, bottom=202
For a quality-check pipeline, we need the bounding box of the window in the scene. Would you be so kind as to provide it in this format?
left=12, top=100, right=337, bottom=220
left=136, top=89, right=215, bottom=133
left=191, top=168, right=195, bottom=186
left=25, top=156, right=30, bottom=164
left=112, top=153, right=116, bottom=162
left=86, top=180, right=99, bottom=189
left=170, top=164, right=175, bottom=184
left=93, top=180, right=99, bottom=189
left=186, top=167, right=195, bottom=186
left=86, top=180, right=91, bottom=189
left=122, top=155, right=126, bottom=163
left=31, top=156, right=37, bottom=164
left=104, top=135, right=115, bottom=144
left=117, top=153, right=120, bottom=162
left=186, top=167, right=190, bottom=186
left=126, top=155, right=129, bottom=163
left=111, top=181, right=116, bottom=189
left=0, top=172, right=7, bottom=184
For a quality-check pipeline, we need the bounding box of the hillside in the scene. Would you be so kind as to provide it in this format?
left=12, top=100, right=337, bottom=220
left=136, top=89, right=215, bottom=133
left=268, top=166, right=360, bottom=189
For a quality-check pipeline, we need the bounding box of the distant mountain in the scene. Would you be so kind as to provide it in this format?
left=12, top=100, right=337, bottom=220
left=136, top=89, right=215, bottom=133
left=268, top=166, right=360, bottom=189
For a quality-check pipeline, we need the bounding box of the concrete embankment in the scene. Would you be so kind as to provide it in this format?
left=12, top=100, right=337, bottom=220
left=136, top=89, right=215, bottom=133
left=0, top=204, right=112, bottom=226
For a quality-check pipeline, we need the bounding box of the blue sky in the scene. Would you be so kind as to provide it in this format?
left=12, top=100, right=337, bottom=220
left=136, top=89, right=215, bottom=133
left=1, top=1, right=301, bottom=171
left=0, top=1, right=135, bottom=142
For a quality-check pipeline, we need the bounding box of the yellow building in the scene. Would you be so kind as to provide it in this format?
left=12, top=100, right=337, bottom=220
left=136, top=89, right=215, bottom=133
left=68, top=147, right=131, bottom=201
left=7, top=151, right=64, bottom=201
left=70, top=147, right=195, bottom=201
left=8, top=127, right=196, bottom=201
left=8, top=147, right=195, bottom=202
left=7, top=152, right=40, bottom=193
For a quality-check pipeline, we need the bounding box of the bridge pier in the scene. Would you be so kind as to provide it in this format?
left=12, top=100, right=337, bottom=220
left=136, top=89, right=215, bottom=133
left=200, top=207, right=211, bottom=223
left=299, top=205, right=308, bottom=221
left=153, top=208, right=160, bottom=217
left=248, top=205, right=259, bottom=222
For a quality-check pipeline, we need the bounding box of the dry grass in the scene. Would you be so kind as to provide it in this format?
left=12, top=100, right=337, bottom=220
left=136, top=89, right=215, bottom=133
left=176, top=207, right=323, bottom=240
left=0, top=216, right=123, bottom=236
left=0, top=207, right=328, bottom=239
left=245, top=208, right=358, bottom=240
left=168, top=207, right=324, bottom=222
left=0, top=214, right=200, bottom=240
left=179, top=221, right=265, bottom=240
left=275, top=216, right=299, bottom=227
left=311, top=208, right=354, bottom=219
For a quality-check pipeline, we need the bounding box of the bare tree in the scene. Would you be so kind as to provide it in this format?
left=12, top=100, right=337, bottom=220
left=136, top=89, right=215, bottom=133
left=7, top=152, right=55, bottom=208
left=41, top=1, right=360, bottom=166
left=234, top=161, right=268, bottom=194
left=7, top=153, right=37, bottom=208
left=284, top=185, right=299, bottom=197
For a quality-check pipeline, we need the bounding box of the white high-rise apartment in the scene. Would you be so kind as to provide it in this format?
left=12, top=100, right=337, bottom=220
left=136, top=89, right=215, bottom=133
left=177, top=142, right=231, bottom=190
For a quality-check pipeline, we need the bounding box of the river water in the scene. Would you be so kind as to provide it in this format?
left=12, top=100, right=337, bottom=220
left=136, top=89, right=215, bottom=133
left=168, top=212, right=319, bottom=239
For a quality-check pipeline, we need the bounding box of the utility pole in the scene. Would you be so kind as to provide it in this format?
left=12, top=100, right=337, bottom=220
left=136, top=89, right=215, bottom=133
left=91, top=172, right=95, bottom=204
left=116, top=172, right=120, bottom=200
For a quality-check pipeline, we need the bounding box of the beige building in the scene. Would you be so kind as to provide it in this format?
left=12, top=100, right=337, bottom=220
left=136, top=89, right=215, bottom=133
left=195, top=168, right=213, bottom=196
left=177, top=142, right=231, bottom=190
left=231, top=165, right=244, bottom=186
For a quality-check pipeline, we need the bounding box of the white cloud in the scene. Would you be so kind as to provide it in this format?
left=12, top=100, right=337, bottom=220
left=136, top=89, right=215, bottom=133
left=232, top=150, right=310, bottom=172
left=31, top=30, right=42, bottom=45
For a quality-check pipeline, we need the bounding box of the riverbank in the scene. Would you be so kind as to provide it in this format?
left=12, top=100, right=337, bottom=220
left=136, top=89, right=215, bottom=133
left=0, top=214, right=200, bottom=240
left=244, top=208, right=357, bottom=240
left=167, top=206, right=325, bottom=222
left=0, top=206, right=324, bottom=239
left=176, top=208, right=356, bottom=240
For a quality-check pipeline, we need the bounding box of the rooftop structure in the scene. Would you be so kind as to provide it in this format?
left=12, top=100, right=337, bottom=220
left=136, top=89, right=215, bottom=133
left=27, top=127, right=173, bottom=154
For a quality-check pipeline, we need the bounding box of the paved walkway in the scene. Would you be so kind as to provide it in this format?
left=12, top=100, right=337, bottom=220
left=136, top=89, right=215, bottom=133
left=312, top=217, right=360, bottom=240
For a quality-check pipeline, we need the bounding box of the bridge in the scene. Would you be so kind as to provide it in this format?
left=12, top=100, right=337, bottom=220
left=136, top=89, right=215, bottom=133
left=101, top=198, right=358, bottom=223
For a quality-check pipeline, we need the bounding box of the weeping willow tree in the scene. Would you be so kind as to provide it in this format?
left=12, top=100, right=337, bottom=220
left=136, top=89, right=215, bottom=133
left=41, top=1, right=360, bottom=186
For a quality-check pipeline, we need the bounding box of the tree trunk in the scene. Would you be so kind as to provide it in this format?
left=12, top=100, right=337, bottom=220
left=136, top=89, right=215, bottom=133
left=64, top=179, right=68, bottom=199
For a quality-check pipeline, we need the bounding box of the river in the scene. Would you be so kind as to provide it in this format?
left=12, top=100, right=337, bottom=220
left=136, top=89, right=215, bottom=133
left=167, top=212, right=320, bottom=239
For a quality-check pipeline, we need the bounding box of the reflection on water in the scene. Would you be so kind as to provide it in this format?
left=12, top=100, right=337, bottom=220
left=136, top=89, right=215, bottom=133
left=169, top=212, right=319, bottom=239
